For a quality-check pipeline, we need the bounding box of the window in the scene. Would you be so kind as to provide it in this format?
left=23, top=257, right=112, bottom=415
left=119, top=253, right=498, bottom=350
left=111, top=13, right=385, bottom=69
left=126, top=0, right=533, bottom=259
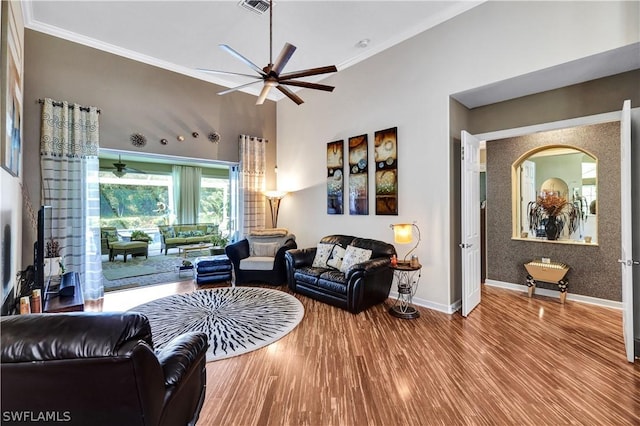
left=99, top=151, right=238, bottom=240
left=198, top=176, right=230, bottom=231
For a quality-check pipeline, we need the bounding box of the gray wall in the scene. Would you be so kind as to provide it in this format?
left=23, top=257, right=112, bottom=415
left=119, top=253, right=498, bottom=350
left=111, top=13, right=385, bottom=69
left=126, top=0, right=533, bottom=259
left=486, top=122, right=621, bottom=300
left=22, top=30, right=277, bottom=267
left=468, top=70, right=640, bottom=134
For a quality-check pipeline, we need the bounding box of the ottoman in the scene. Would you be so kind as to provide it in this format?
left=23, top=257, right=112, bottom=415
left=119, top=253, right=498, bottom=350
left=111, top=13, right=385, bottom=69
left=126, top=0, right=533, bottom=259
left=194, top=255, right=233, bottom=286
left=109, top=241, right=148, bottom=262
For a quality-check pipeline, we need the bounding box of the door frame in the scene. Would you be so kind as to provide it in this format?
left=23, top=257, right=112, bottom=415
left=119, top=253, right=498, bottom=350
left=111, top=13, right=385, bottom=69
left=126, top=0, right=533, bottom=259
left=462, top=108, right=628, bottom=313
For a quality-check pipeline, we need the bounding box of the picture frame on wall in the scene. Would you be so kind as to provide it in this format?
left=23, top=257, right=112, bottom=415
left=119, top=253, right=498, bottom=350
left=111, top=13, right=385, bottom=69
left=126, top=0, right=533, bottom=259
left=0, top=0, right=23, bottom=178
left=327, top=140, right=344, bottom=214
left=374, top=127, right=398, bottom=215
left=348, top=134, right=368, bottom=215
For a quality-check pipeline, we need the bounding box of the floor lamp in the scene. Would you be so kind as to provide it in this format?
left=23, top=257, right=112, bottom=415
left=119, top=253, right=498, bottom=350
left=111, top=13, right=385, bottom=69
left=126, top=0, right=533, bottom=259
left=264, top=190, right=287, bottom=228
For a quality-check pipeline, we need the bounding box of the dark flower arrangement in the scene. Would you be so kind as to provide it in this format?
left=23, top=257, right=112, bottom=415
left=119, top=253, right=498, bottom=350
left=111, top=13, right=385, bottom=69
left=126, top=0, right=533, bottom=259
left=527, top=191, right=580, bottom=239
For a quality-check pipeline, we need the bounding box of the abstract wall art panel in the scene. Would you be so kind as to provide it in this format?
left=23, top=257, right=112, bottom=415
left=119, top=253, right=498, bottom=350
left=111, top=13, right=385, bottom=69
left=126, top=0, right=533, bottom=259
left=374, top=127, right=398, bottom=215
left=327, top=140, right=344, bottom=214
left=348, top=134, right=368, bottom=215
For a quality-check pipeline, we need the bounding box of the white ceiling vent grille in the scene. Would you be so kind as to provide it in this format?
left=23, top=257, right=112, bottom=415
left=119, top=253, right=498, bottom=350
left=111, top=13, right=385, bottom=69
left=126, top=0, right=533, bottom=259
left=238, top=0, right=270, bottom=15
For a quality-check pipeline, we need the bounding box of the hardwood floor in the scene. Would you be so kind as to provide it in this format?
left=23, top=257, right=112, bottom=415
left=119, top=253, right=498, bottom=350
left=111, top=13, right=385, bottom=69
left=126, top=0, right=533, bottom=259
left=95, top=282, right=640, bottom=425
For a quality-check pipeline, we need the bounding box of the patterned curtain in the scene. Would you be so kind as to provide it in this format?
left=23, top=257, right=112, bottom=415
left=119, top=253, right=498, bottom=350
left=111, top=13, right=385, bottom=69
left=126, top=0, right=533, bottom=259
left=172, top=165, right=202, bottom=224
left=239, top=134, right=266, bottom=236
left=40, top=98, right=102, bottom=300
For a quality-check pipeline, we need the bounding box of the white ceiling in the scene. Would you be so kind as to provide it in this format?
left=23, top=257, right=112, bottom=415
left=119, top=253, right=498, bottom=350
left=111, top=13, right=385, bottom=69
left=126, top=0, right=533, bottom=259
left=23, top=1, right=639, bottom=107
left=23, top=0, right=482, bottom=103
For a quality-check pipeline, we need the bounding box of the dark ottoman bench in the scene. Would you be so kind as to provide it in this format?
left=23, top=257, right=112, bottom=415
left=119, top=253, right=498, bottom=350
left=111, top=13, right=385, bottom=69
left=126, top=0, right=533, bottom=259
left=193, top=255, right=233, bottom=286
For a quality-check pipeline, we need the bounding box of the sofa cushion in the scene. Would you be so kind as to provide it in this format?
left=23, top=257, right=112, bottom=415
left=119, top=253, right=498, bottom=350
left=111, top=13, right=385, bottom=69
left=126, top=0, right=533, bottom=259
left=318, top=270, right=347, bottom=294
left=240, top=256, right=275, bottom=271
left=339, top=245, right=372, bottom=273
left=326, top=245, right=346, bottom=270
left=161, top=226, right=176, bottom=238
left=294, top=266, right=327, bottom=285
left=312, top=242, right=335, bottom=267
left=252, top=242, right=280, bottom=257
left=104, top=230, right=119, bottom=243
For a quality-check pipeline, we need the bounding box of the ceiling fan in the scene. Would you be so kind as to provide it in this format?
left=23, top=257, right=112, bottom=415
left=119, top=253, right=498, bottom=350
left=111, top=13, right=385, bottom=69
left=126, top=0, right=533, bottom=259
left=197, top=0, right=337, bottom=105
left=108, top=155, right=144, bottom=178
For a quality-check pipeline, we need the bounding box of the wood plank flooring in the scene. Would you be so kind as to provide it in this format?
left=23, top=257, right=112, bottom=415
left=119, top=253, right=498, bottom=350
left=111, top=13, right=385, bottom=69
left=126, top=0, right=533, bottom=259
left=94, top=283, right=640, bottom=425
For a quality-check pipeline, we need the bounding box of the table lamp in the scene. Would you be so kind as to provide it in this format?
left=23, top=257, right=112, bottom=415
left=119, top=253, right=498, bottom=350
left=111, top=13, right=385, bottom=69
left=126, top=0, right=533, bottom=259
left=390, top=222, right=421, bottom=264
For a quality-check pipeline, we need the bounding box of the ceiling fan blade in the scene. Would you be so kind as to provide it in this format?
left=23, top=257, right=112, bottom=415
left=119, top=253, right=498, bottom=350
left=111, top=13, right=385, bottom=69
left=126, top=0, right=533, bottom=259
left=219, top=44, right=267, bottom=76
left=218, top=80, right=265, bottom=96
left=278, top=65, right=337, bottom=81
left=276, top=85, right=304, bottom=105
left=256, top=84, right=274, bottom=105
left=196, top=68, right=263, bottom=79
left=278, top=80, right=334, bottom=92
left=271, top=43, right=297, bottom=76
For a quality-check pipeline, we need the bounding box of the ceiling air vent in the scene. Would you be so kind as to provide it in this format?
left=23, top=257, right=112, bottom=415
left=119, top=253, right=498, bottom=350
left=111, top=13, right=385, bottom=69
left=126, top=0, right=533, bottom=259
left=238, top=0, right=270, bottom=15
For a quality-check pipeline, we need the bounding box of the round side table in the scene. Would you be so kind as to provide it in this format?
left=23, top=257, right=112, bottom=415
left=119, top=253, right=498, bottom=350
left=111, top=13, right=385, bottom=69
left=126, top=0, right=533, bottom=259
left=389, top=262, right=421, bottom=319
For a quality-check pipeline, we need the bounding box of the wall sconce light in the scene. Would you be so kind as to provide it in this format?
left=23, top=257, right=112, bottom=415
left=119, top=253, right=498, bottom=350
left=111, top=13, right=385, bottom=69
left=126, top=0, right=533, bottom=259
left=389, top=222, right=421, bottom=264
left=264, top=190, right=287, bottom=228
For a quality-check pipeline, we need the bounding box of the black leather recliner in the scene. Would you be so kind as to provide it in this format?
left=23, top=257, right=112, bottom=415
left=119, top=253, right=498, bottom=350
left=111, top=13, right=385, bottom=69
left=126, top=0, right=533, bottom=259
left=1, top=312, right=208, bottom=426
left=226, top=233, right=297, bottom=285
left=285, top=235, right=396, bottom=314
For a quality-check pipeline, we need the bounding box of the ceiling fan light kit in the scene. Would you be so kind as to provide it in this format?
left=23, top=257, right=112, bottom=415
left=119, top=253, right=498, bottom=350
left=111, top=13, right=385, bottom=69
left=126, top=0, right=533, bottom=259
left=199, top=0, right=337, bottom=105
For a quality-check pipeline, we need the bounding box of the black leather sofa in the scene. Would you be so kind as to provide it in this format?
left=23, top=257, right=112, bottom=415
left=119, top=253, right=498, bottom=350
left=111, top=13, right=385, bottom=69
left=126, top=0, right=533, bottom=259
left=285, top=235, right=396, bottom=313
left=1, top=312, right=208, bottom=426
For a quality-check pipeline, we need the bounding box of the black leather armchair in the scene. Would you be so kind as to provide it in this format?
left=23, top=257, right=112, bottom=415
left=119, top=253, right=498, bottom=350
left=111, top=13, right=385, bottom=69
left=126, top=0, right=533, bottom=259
left=285, top=235, right=396, bottom=313
left=1, top=312, right=208, bottom=426
left=226, top=233, right=297, bottom=285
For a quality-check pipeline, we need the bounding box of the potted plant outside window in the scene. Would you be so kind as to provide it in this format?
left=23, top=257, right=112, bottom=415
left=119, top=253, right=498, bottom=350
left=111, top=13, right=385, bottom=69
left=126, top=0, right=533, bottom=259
left=210, top=233, right=228, bottom=256
left=130, top=230, right=153, bottom=242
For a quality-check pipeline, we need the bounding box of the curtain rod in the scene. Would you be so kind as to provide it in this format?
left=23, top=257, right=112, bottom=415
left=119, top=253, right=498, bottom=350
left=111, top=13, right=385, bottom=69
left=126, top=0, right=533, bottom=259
left=37, top=99, right=101, bottom=114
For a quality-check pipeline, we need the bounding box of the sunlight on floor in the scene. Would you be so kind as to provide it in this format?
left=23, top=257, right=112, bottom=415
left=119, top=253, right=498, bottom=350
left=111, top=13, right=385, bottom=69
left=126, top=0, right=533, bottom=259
left=87, top=281, right=197, bottom=312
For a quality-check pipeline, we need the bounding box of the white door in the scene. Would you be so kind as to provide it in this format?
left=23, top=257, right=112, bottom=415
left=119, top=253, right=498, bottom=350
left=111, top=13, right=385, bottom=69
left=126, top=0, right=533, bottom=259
left=620, top=100, right=635, bottom=363
left=461, top=131, right=482, bottom=317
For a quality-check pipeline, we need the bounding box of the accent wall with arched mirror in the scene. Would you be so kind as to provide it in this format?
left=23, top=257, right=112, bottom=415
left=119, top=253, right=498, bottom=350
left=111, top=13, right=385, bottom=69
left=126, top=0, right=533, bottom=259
left=512, top=146, right=597, bottom=245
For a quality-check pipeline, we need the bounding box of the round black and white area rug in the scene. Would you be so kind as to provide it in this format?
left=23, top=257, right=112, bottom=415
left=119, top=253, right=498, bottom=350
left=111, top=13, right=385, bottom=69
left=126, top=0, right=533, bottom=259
left=129, top=287, right=304, bottom=362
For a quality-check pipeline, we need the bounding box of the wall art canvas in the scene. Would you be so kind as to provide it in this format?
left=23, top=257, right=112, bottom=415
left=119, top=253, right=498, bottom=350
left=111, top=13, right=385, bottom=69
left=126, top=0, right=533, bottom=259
left=0, top=1, right=23, bottom=178
left=348, top=134, right=368, bottom=215
left=327, top=140, right=344, bottom=214
left=374, top=127, right=398, bottom=215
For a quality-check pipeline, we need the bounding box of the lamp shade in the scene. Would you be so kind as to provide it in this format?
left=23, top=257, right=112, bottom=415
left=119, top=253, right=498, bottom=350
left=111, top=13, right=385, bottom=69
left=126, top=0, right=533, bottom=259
left=392, top=224, right=413, bottom=244
left=264, top=190, right=287, bottom=228
left=264, top=190, right=287, bottom=200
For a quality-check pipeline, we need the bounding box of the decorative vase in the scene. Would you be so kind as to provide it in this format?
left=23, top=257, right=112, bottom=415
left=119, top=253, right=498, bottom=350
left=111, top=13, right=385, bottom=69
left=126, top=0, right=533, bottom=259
left=545, top=216, right=560, bottom=240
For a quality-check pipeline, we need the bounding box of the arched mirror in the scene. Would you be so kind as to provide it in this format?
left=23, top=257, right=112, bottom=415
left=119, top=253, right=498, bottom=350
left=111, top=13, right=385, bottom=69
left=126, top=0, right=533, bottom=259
left=512, top=146, right=597, bottom=245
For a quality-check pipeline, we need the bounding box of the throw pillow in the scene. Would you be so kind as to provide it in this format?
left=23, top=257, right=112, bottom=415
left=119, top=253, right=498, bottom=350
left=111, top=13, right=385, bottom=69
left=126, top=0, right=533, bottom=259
left=104, top=230, right=119, bottom=243
left=312, top=243, right=335, bottom=268
left=326, top=245, right=346, bottom=270
left=252, top=242, right=280, bottom=257
left=162, top=227, right=175, bottom=238
left=339, top=245, right=372, bottom=273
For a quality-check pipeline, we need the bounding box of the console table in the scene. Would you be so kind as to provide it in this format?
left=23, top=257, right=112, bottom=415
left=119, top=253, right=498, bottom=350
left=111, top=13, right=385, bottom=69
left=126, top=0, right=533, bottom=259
left=524, top=260, right=570, bottom=304
left=43, top=274, right=84, bottom=313
left=389, top=262, right=421, bottom=319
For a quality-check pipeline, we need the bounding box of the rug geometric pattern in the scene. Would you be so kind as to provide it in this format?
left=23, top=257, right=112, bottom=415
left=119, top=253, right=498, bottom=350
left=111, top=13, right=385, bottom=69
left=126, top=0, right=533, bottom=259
left=128, top=287, right=304, bottom=362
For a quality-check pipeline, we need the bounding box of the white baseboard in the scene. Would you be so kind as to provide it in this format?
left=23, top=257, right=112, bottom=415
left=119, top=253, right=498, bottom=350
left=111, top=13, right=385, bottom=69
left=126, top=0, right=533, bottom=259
left=388, top=291, right=460, bottom=314
left=484, top=279, right=622, bottom=310
left=390, top=280, right=622, bottom=316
